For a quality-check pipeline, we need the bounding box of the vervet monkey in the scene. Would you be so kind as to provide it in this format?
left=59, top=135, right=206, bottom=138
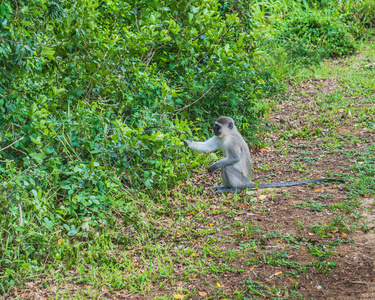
left=185, top=116, right=343, bottom=194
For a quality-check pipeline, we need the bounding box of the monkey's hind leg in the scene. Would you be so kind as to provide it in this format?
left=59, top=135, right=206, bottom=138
left=209, top=168, right=231, bottom=191
left=213, top=166, right=244, bottom=193
left=215, top=187, right=241, bottom=194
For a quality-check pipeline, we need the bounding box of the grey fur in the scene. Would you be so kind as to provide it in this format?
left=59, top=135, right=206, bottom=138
left=185, top=116, right=344, bottom=194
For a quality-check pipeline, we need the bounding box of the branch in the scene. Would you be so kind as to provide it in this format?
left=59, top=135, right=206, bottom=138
left=19, top=204, right=23, bottom=226
left=144, top=125, right=185, bottom=134
left=0, top=136, right=24, bottom=152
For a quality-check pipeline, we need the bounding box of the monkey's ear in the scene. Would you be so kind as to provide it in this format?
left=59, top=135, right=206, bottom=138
left=228, top=122, right=233, bottom=129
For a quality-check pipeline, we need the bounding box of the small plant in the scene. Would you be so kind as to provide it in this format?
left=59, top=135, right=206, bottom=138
left=312, top=259, right=336, bottom=273
left=311, top=222, right=334, bottom=237
left=299, top=199, right=326, bottom=212
left=307, top=244, right=336, bottom=258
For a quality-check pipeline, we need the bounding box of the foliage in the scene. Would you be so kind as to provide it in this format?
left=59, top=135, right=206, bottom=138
left=274, top=10, right=356, bottom=58
left=0, top=0, right=269, bottom=291
left=0, top=0, right=269, bottom=189
left=309, top=0, right=375, bottom=35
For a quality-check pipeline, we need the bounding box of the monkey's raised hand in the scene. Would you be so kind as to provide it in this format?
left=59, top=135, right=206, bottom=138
left=184, top=137, right=220, bottom=153
left=208, top=165, right=216, bottom=174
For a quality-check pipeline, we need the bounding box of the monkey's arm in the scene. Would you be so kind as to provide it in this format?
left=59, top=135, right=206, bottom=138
left=208, top=157, right=239, bottom=173
left=185, top=137, right=220, bottom=153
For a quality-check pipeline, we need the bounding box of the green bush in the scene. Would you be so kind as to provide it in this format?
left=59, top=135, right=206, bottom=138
left=274, top=10, right=356, bottom=57
left=0, top=0, right=267, bottom=190
left=0, top=0, right=275, bottom=290
left=307, top=0, right=375, bottom=33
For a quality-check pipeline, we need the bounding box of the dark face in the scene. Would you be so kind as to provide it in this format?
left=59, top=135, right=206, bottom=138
left=214, top=123, right=222, bottom=136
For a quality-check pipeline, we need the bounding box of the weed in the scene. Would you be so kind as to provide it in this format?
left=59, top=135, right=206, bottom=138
left=299, top=199, right=327, bottom=212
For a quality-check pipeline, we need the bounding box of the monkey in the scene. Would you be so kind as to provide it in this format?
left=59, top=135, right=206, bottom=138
left=184, top=116, right=344, bottom=194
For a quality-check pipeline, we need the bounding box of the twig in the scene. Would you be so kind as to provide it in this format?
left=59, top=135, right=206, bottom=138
left=174, top=80, right=219, bottom=114
left=143, top=45, right=155, bottom=69
left=55, top=74, right=60, bottom=89
left=10, top=145, right=27, bottom=155
left=350, top=281, right=368, bottom=285
left=142, top=43, right=169, bottom=70
left=144, top=125, right=185, bottom=134
left=0, top=136, right=24, bottom=152
left=0, top=37, right=24, bottom=44
left=19, top=204, right=23, bottom=226
left=134, top=6, right=141, bottom=35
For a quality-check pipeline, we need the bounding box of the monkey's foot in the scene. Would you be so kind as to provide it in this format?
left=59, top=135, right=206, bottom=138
left=215, top=188, right=241, bottom=194
left=210, top=185, right=225, bottom=190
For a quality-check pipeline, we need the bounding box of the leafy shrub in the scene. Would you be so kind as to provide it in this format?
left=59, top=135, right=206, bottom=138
left=308, top=0, right=375, bottom=32
left=274, top=10, right=356, bottom=57
left=0, top=0, right=275, bottom=291
left=0, top=0, right=274, bottom=211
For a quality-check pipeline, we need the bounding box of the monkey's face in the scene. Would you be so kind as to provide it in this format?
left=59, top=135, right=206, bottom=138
left=214, top=118, right=234, bottom=138
left=214, top=123, right=222, bottom=137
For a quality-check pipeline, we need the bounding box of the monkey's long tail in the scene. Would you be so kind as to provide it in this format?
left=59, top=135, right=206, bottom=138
left=257, top=178, right=345, bottom=188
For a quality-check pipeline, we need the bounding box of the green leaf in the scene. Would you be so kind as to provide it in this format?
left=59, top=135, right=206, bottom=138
left=82, top=221, right=90, bottom=230
left=44, top=217, right=54, bottom=230
left=31, top=189, right=38, bottom=199
left=191, top=6, right=199, bottom=13
left=145, top=178, right=154, bottom=188
left=68, top=226, right=78, bottom=236
left=236, top=35, right=244, bottom=48
left=21, top=20, right=33, bottom=27
left=66, top=256, right=75, bottom=270
left=41, top=47, right=55, bottom=60
left=29, top=102, right=37, bottom=116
